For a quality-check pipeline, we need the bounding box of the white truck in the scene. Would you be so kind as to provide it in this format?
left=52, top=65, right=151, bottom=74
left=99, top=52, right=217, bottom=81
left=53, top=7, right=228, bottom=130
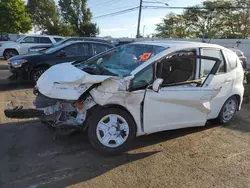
left=0, top=35, right=63, bottom=59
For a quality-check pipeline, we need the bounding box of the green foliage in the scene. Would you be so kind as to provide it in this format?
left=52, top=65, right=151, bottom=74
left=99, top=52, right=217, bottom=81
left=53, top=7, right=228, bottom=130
left=59, top=0, right=99, bottom=37
left=0, top=0, right=32, bottom=33
left=156, top=0, right=250, bottom=39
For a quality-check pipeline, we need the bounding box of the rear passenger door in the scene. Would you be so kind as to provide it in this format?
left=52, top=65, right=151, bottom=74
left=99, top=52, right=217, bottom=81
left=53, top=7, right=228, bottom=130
left=200, top=48, right=234, bottom=119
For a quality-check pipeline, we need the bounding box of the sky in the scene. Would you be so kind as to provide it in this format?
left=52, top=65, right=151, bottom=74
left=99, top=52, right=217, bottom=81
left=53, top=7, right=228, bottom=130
left=24, top=0, right=204, bottom=37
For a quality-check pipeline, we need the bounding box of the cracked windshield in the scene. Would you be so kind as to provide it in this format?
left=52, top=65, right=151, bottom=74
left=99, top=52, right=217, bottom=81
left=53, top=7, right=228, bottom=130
left=79, top=44, right=166, bottom=76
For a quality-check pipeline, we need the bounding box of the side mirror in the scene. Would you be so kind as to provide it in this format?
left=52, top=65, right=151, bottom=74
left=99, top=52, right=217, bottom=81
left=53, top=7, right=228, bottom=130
left=56, top=50, right=67, bottom=57
left=152, top=78, right=163, bottom=92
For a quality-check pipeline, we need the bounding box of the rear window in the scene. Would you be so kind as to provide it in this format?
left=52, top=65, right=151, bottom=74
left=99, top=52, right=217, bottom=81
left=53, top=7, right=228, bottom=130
left=224, top=50, right=238, bottom=71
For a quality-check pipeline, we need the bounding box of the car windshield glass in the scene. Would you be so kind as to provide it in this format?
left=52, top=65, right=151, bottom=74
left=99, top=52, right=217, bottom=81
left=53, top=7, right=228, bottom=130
left=15, top=36, right=23, bottom=43
left=77, top=43, right=166, bottom=77
left=44, top=42, right=71, bottom=54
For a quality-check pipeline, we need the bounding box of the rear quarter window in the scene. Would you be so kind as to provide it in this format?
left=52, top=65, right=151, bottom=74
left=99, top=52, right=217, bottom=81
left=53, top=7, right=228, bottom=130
left=40, top=37, right=52, bottom=44
left=224, top=50, right=238, bottom=71
left=53, top=37, right=63, bottom=42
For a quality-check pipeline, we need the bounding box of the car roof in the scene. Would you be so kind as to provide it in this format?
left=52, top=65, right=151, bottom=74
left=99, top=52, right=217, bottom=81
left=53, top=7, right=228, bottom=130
left=134, top=40, right=227, bottom=50
left=23, top=34, right=63, bottom=38
left=67, top=40, right=114, bottom=46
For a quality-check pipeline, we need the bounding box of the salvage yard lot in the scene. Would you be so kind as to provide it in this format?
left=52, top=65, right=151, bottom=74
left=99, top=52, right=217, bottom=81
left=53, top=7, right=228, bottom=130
left=1, top=59, right=250, bottom=188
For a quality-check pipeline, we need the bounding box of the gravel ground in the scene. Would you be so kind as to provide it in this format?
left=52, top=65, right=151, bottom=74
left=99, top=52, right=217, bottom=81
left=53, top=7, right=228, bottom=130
left=1, top=59, right=250, bottom=188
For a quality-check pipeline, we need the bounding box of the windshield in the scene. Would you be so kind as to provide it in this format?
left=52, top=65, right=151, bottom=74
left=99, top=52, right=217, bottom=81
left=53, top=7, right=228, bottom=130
left=44, top=42, right=72, bottom=54
left=15, top=36, right=24, bottom=43
left=77, top=43, right=166, bottom=77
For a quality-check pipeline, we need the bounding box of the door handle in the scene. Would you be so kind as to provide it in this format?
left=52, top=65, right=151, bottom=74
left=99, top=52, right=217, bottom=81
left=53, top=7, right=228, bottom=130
left=224, top=78, right=232, bottom=83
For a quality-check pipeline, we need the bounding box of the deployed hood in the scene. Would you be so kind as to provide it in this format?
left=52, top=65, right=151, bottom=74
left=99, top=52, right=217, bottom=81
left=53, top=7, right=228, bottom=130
left=37, top=62, right=113, bottom=100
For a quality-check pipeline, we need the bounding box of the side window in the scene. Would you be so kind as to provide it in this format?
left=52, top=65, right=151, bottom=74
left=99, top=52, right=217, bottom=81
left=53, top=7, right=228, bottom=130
left=156, top=49, right=197, bottom=86
left=223, top=50, right=238, bottom=71
left=200, top=48, right=225, bottom=77
left=40, top=37, right=52, bottom=44
left=53, top=37, right=63, bottom=42
left=63, top=43, right=90, bottom=56
left=130, top=65, right=153, bottom=90
left=22, top=37, right=39, bottom=43
left=92, top=44, right=112, bottom=55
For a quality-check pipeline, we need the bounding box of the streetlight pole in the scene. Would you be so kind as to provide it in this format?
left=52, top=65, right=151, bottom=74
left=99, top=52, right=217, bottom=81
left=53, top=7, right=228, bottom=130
left=136, top=0, right=143, bottom=38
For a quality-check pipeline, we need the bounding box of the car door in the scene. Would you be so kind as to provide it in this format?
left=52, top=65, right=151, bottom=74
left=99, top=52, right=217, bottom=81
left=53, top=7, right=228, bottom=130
left=203, top=48, right=237, bottom=119
left=142, top=54, right=222, bottom=134
left=19, top=36, right=40, bottom=54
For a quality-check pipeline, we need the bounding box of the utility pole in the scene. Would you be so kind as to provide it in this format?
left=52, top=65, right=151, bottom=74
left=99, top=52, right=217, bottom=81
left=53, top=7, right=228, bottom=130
left=143, top=25, right=146, bottom=37
left=136, top=0, right=143, bottom=38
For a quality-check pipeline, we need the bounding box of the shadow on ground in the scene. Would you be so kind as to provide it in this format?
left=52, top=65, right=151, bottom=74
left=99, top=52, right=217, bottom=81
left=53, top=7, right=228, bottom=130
left=0, top=105, right=249, bottom=187
left=0, top=118, right=221, bottom=188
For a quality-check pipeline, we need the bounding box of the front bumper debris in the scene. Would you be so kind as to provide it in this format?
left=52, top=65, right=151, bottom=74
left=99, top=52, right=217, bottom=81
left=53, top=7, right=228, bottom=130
left=4, top=106, right=45, bottom=119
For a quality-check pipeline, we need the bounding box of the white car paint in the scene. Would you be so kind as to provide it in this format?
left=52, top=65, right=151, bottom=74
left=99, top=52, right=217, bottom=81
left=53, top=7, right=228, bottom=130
left=37, top=41, right=245, bottom=136
left=0, top=35, right=60, bottom=57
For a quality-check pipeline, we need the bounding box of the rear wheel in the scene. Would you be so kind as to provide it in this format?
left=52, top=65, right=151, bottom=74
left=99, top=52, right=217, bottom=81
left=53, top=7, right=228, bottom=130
left=88, top=108, right=136, bottom=155
left=217, top=96, right=238, bottom=124
left=4, top=49, right=18, bottom=60
left=31, top=67, right=48, bottom=83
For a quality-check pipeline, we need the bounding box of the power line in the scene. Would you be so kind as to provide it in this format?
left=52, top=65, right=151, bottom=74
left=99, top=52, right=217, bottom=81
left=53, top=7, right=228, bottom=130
left=93, top=7, right=139, bottom=19
left=142, top=5, right=250, bottom=10
left=92, top=5, right=138, bottom=15
left=88, top=0, right=124, bottom=9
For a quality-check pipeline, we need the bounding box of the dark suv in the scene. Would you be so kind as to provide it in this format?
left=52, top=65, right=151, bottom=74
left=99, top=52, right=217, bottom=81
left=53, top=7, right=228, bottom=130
left=9, top=41, right=113, bottom=83
left=28, top=37, right=114, bottom=53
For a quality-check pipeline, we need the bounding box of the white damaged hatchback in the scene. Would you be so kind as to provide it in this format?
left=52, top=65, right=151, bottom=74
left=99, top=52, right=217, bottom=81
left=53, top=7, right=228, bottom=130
left=5, top=41, right=245, bottom=154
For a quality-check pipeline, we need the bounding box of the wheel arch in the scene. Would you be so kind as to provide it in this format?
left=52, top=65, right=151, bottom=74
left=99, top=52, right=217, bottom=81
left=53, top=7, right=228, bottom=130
left=4, top=48, right=19, bottom=53
left=231, top=94, right=241, bottom=111
left=29, top=64, right=51, bottom=79
left=3, top=48, right=19, bottom=57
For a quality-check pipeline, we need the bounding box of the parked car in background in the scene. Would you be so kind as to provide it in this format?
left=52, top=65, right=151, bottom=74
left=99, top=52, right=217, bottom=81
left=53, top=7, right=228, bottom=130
left=0, top=35, right=63, bottom=59
left=8, top=41, right=113, bottom=83
left=113, top=39, right=134, bottom=46
left=229, top=48, right=247, bottom=69
left=28, top=37, right=114, bottom=53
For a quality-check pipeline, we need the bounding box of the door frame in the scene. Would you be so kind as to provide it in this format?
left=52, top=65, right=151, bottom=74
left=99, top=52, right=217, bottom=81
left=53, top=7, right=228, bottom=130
left=139, top=55, right=222, bottom=133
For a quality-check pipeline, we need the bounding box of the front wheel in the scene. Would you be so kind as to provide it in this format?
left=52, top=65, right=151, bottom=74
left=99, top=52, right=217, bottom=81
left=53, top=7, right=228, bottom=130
left=4, top=49, right=18, bottom=60
left=31, top=67, right=48, bottom=83
left=217, top=96, right=238, bottom=124
left=88, top=108, right=136, bottom=155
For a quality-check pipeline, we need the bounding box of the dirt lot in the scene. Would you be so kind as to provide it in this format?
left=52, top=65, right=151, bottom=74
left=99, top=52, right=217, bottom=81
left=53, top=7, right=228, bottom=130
left=1, top=59, right=250, bottom=188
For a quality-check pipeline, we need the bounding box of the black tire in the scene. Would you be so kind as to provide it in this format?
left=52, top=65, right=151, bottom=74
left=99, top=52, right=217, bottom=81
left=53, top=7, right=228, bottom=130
left=31, top=67, right=48, bottom=84
left=88, top=107, right=136, bottom=155
left=3, top=49, right=18, bottom=60
left=216, top=96, right=238, bottom=124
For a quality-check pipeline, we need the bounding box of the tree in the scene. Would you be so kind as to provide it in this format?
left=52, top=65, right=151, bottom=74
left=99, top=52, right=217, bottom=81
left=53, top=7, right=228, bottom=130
left=59, top=0, right=99, bottom=37
left=156, top=13, right=193, bottom=38
left=0, top=0, right=31, bottom=33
